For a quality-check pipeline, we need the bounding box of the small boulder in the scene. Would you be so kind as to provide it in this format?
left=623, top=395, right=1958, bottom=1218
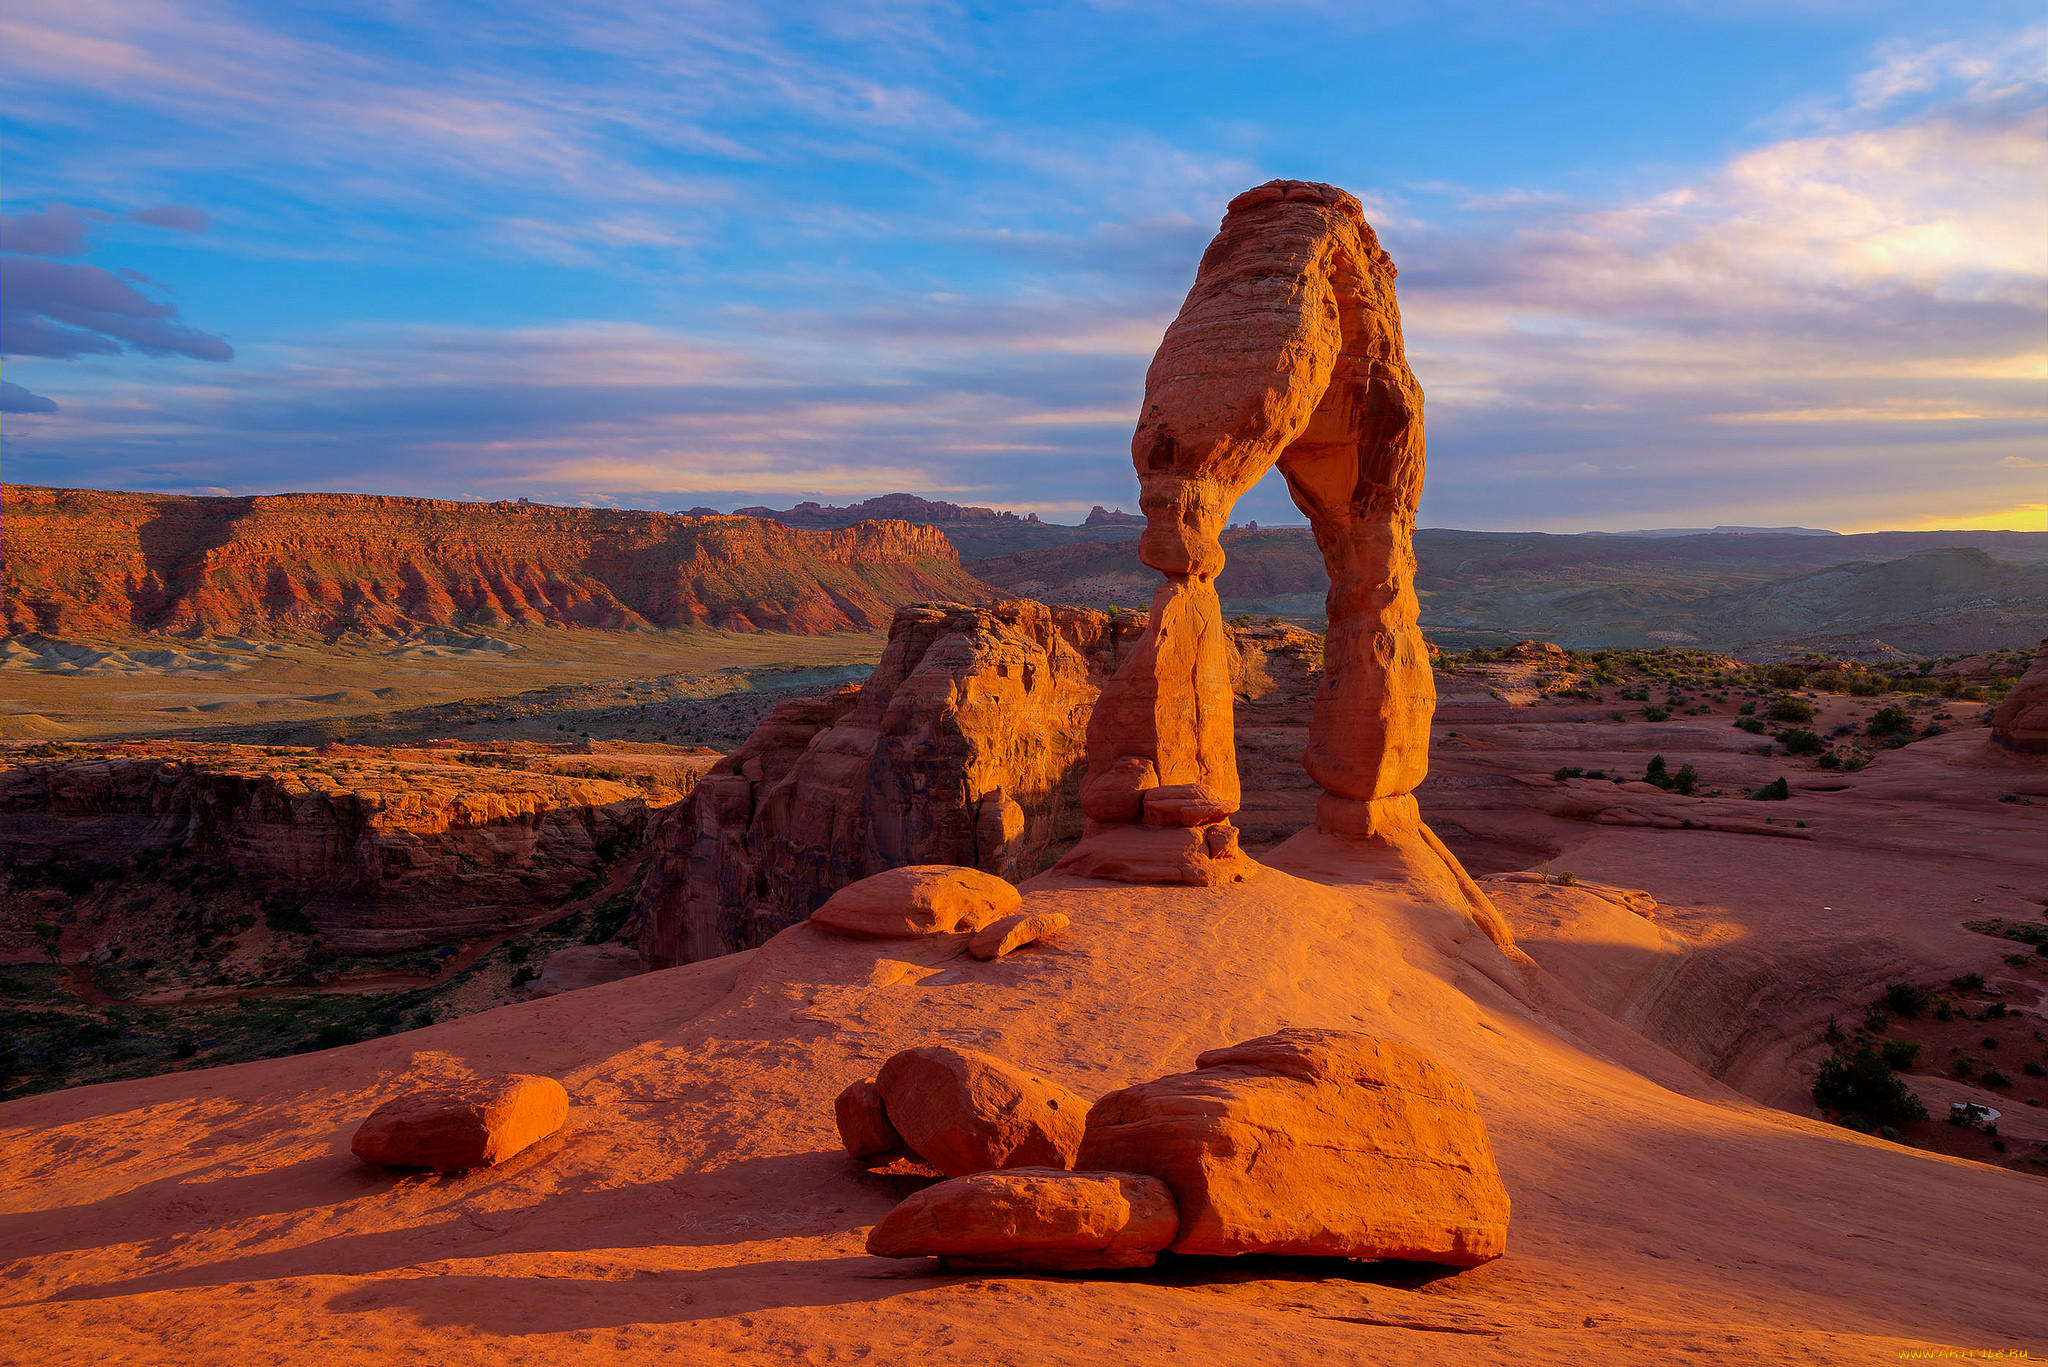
left=967, top=910, right=1070, bottom=961
left=351, top=1073, right=568, bottom=1172
left=876, top=1045, right=1086, bottom=1177
left=1077, top=1029, right=1509, bottom=1265
left=834, top=1077, right=905, bottom=1162
left=810, top=866, right=1021, bottom=939
left=867, top=1168, right=1179, bottom=1271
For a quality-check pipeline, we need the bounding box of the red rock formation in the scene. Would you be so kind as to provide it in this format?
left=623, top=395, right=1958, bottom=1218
left=1076, top=1028, right=1510, bottom=1264
left=351, top=1074, right=568, bottom=1171
left=1061, top=180, right=1440, bottom=887
left=632, top=601, right=1320, bottom=968
left=0, top=484, right=991, bottom=639
left=866, top=1168, right=1179, bottom=1271
left=0, top=744, right=659, bottom=952
left=808, top=865, right=1020, bottom=939
left=1991, top=641, right=2046, bottom=753
left=833, top=1078, right=904, bottom=1162
left=875, top=1045, right=1088, bottom=1177
left=966, top=909, right=1068, bottom=960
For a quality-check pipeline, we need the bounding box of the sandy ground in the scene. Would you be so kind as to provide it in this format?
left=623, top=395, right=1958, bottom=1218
left=2, top=807, right=2040, bottom=1364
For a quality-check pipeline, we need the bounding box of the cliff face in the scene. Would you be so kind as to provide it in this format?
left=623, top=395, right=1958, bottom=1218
left=634, top=603, right=1323, bottom=968
left=0, top=485, right=992, bottom=639
left=0, top=745, right=677, bottom=951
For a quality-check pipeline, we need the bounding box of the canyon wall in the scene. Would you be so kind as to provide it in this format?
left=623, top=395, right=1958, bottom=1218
left=1, top=746, right=665, bottom=951
left=635, top=601, right=1322, bottom=967
left=1, top=485, right=992, bottom=639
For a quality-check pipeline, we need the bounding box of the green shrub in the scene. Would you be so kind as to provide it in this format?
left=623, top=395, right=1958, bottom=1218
left=1553, top=766, right=1584, bottom=780
left=1982, top=1069, right=2013, bottom=1089
left=1880, top=1039, right=1921, bottom=1069
left=1671, top=763, right=1699, bottom=795
left=1867, top=705, right=1912, bottom=737
left=1644, top=755, right=1671, bottom=787
left=1881, top=983, right=1930, bottom=1018
left=1751, top=777, right=1790, bottom=801
left=1812, top=1045, right=1928, bottom=1128
left=1778, top=728, right=1825, bottom=755
left=1949, top=971, right=1985, bottom=991
left=1642, top=705, right=1669, bottom=722
left=1767, top=695, right=1816, bottom=723
left=1735, top=717, right=1767, bottom=735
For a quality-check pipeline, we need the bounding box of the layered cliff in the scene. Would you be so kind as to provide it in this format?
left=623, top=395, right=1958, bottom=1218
left=0, top=485, right=993, bottom=639
left=635, top=602, right=1322, bottom=967
left=0, top=743, right=686, bottom=952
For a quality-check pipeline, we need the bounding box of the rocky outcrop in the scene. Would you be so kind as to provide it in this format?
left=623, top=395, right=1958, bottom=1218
left=874, top=1045, right=1087, bottom=1177
left=1991, top=642, right=2046, bottom=753
left=866, top=1168, right=1179, bottom=1271
left=0, top=484, right=991, bottom=639
left=351, top=1074, right=568, bottom=1171
left=1076, top=1029, right=1510, bottom=1265
left=633, top=601, right=1322, bottom=968
left=967, top=910, right=1068, bottom=960
left=733, top=493, right=1042, bottom=528
left=0, top=745, right=658, bottom=951
left=1060, top=180, right=1439, bottom=887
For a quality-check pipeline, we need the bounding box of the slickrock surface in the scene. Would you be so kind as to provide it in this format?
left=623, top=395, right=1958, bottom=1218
left=634, top=601, right=1317, bottom=967
left=966, top=910, right=1068, bottom=960
left=4, top=824, right=2038, bottom=1364
left=866, top=1168, right=1179, bottom=1271
left=350, top=1073, right=568, bottom=1172
left=0, top=741, right=693, bottom=951
left=808, top=866, right=1021, bottom=939
left=1078, top=1028, right=1509, bottom=1264
left=874, top=1044, right=1088, bottom=1177
left=1, top=484, right=990, bottom=638
left=1990, top=640, right=2046, bottom=752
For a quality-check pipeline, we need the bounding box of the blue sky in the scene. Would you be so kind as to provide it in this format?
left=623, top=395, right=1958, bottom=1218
left=2, top=1, right=2042, bottom=532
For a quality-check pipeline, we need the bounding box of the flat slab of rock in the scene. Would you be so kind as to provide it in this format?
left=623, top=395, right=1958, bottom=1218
left=1077, top=1028, right=1509, bottom=1265
left=867, top=1168, right=1179, bottom=1271
left=351, top=1073, right=568, bottom=1173
left=876, top=1045, right=1086, bottom=1177
left=967, top=910, right=1069, bottom=961
left=810, top=865, right=1021, bottom=939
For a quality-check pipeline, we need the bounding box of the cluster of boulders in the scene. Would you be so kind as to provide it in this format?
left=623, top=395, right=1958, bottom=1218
left=841, top=1027, right=1510, bottom=1273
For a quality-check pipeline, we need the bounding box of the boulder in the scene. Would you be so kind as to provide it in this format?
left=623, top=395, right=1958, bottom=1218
left=351, top=1073, right=568, bottom=1172
left=833, top=1077, right=904, bottom=1162
left=809, top=865, right=1021, bottom=939
left=866, top=1168, right=1179, bottom=1271
left=875, top=1045, right=1086, bottom=1177
left=967, top=910, right=1070, bottom=961
left=1076, top=1028, right=1509, bottom=1265
left=1991, top=641, right=2046, bottom=753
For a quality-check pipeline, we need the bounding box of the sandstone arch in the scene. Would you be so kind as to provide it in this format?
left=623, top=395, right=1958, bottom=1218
left=1058, top=180, right=1488, bottom=923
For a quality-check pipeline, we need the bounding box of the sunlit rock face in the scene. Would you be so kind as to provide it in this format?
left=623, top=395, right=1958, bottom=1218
left=1060, top=180, right=1438, bottom=886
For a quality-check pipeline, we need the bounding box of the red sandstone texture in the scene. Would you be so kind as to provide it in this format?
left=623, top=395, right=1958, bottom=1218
left=1990, top=640, right=2045, bottom=752
left=350, top=1073, right=568, bottom=1171
left=874, top=1044, right=1087, bottom=1177
left=0, top=484, right=992, bottom=639
left=866, top=1168, right=1179, bottom=1271
left=1059, top=181, right=1469, bottom=906
left=0, top=742, right=685, bottom=951
left=1079, top=1029, right=1510, bottom=1264
left=633, top=601, right=1321, bottom=967
left=807, top=865, right=1020, bottom=939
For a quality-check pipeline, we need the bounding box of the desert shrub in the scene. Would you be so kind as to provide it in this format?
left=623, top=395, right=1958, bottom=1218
left=1644, top=755, right=1671, bottom=787
left=315, top=1023, right=353, bottom=1049
left=1737, top=702, right=1757, bottom=715
left=1734, top=717, right=1767, bottom=735
left=1812, top=1045, right=1928, bottom=1128
left=505, top=940, right=534, bottom=964
left=1816, top=751, right=1842, bottom=770
left=510, top=965, right=538, bottom=989
left=1954, top=1058, right=1975, bottom=1079
left=1950, top=971, right=1986, bottom=991
left=1556, top=871, right=1578, bottom=887
left=1777, top=728, right=1825, bottom=755
left=1671, top=763, right=1699, bottom=795
left=1642, top=705, right=1669, bottom=722
left=1553, top=766, right=1584, bottom=780
left=1767, top=695, right=1815, bottom=723
left=1932, top=1000, right=1955, bottom=1022
left=1982, top=1069, right=2013, bottom=1089
left=1881, top=983, right=1931, bottom=1018
left=2024, top=1061, right=2046, bottom=1078
left=1880, top=1040, right=1922, bottom=1069
left=1751, top=777, right=1790, bottom=801
left=1867, top=706, right=1912, bottom=737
